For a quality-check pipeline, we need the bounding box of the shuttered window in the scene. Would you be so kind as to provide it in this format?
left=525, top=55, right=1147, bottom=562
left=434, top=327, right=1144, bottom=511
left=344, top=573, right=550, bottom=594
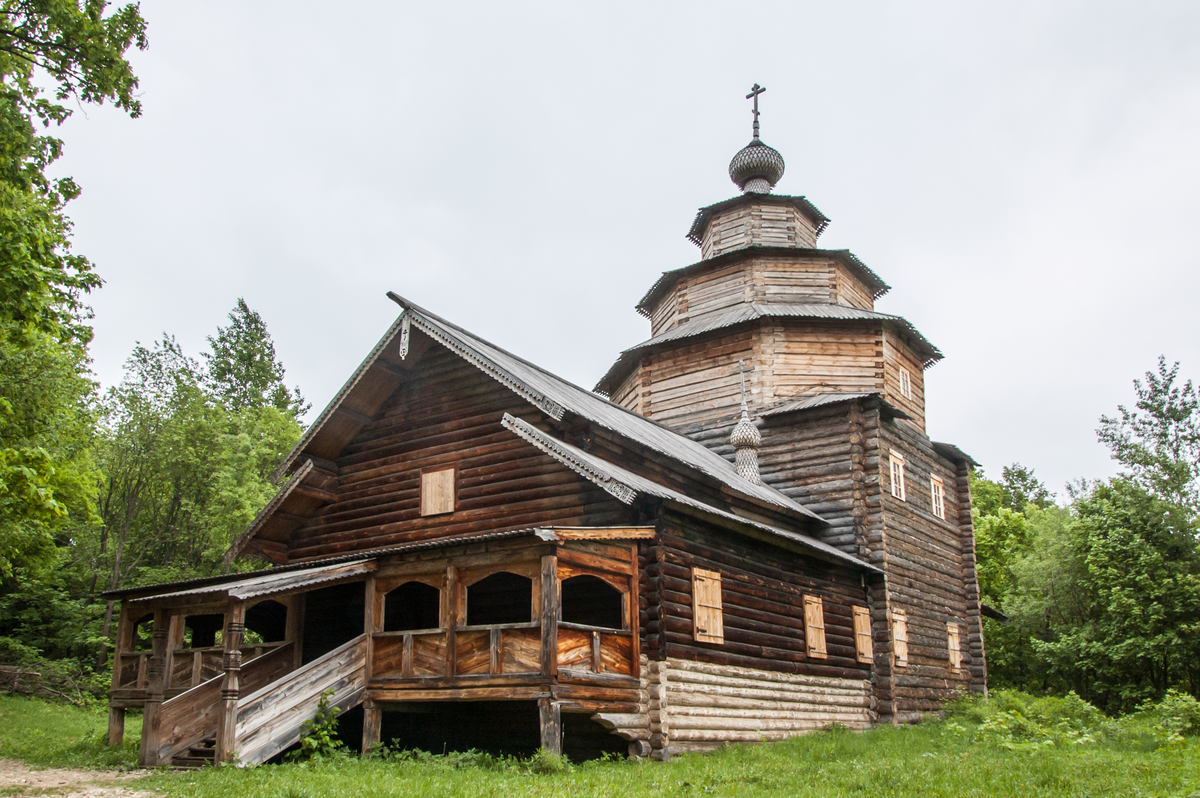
left=889, top=450, right=906, bottom=501
left=948, top=622, right=962, bottom=673
left=853, top=605, right=873, bottom=664
left=804, top=595, right=827, bottom=659
left=930, top=475, right=945, bottom=519
left=899, top=368, right=912, bottom=399
left=420, top=467, right=456, bottom=516
left=892, top=609, right=908, bottom=667
left=692, top=568, right=724, bottom=644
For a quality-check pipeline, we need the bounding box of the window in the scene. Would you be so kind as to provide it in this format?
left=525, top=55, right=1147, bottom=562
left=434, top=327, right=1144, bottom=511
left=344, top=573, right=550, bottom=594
left=889, top=450, right=906, bottom=501
left=930, top=475, right=946, bottom=519
left=561, top=575, right=624, bottom=630
left=852, top=605, right=873, bottom=664
left=384, top=581, right=441, bottom=632
left=892, top=609, right=908, bottom=667
left=420, top=467, right=456, bottom=516
left=465, top=571, right=532, bottom=626
left=692, top=568, right=723, bottom=644
left=804, top=595, right=827, bottom=659
left=899, top=367, right=912, bottom=399
left=947, top=622, right=962, bottom=673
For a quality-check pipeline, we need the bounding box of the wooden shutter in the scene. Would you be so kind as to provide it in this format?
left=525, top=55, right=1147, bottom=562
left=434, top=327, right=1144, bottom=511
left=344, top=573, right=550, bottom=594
left=852, top=605, right=873, bottom=664
left=892, top=609, right=908, bottom=667
left=420, top=467, right=456, bottom=516
left=947, top=622, right=962, bottom=672
left=692, top=568, right=723, bottom=644
left=889, top=450, right=906, bottom=501
left=930, top=475, right=945, bottom=519
left=804, top=595, right=826, bottom=659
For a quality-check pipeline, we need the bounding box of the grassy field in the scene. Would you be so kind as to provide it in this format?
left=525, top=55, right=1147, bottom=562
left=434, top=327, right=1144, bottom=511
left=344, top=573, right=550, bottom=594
left=1, top=694, right=1198, bottom=797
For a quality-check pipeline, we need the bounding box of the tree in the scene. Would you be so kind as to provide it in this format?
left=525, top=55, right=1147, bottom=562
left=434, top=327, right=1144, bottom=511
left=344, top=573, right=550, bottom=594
left=0, top=0, right=146, bottom=341
left=1097, top=357, right=1200, bottom=515
left=204, top=298, right=307, bottom=415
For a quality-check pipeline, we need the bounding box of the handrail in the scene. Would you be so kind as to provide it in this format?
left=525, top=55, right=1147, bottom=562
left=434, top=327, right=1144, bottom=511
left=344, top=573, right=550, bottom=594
left=153, top=642, right=294, bottom=764
left=235, top=634, right=368, bottom=765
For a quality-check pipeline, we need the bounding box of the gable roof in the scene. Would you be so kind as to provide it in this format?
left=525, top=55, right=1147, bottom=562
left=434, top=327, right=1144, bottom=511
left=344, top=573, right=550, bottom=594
left=270, top=293, right=823, bottom=523
left=636, top=246, right=891, bottom=319
left=595, top=302, right=943, bottom=396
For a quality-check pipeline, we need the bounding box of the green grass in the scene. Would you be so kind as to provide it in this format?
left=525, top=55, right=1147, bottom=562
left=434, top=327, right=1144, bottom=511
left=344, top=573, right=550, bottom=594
left=0, top=695, right=139, bottom=769
left=0, top=695, right=1197, bottom=797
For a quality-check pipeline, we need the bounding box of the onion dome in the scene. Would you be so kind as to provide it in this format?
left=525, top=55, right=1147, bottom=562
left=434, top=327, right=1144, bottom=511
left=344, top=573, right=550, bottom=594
left=729, top=139, right=786, bottom=194
left=730, top=402, right=763, bottom=484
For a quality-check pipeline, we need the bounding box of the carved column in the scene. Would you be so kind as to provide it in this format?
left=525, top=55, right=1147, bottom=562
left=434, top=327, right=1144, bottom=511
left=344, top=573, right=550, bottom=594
left=214, top=601, right=246, bottom=764
left=137, top=608, right=168, bottom=767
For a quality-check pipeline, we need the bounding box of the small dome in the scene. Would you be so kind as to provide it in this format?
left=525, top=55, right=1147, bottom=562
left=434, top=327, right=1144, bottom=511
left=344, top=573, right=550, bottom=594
left=729, top=139, right=785, bottom=194
left=730, top=407, right=761, bottom=448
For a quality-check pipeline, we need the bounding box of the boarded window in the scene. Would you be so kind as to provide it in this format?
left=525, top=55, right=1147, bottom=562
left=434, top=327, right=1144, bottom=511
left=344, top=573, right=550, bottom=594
left=853, top=605, right=873, bottom=664
left=899, top=368, right=912, bottom=399
left=420, top=467, right=456, bottom=516
left=692, top=568, right=723, bottom=644
left=930, top=475, right=946, bottom=519
left=892, top=609, right=908, bottom=667
left=889, top=449, right=906, bottom=501
left=948, top=622, right=962, bottom=672
left=804, top=595, right=827, bottom=658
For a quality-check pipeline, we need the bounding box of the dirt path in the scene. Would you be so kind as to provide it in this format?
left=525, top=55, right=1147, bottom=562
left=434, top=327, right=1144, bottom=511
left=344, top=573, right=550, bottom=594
left=0, top=758, right=153, bottom=797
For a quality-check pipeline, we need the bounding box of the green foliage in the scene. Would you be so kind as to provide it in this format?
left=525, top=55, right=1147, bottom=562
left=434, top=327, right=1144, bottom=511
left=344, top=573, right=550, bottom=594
left=205, top=298, right=307, bottom=416
left=1098, top=357, right=1200, bottom=514
left=289, top=691, right=345, bottom=763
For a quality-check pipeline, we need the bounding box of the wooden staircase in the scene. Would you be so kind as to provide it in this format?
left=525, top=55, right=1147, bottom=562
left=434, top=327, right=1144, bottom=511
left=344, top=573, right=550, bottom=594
left=154, top=635, right=369, bottom=768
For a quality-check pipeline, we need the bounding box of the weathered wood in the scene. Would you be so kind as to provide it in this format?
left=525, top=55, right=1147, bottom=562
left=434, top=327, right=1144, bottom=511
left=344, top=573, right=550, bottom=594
left=214, top=601, right=246, bottom=764
left=540, top=554, right=559, bottom=679
left=137, top=609, right=168, bottom=767
left=539, top=699, right=562, bottom=755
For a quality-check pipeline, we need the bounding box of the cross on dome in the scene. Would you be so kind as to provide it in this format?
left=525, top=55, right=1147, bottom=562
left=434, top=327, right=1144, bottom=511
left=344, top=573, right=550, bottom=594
left=728, top=83, right=785, bottom=194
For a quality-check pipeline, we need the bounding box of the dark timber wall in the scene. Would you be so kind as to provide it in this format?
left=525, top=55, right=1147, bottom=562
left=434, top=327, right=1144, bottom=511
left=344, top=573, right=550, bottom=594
left=288, top=346, right=633, bottom=561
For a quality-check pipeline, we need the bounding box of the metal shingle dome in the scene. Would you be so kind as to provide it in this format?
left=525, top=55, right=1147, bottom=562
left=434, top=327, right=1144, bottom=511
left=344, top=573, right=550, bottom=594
left=729, top=139, right=785, bottom=194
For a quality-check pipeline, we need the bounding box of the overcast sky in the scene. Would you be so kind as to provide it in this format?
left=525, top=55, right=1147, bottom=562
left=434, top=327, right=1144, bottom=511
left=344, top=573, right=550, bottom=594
left=52, top=1, right=1200, bottom=498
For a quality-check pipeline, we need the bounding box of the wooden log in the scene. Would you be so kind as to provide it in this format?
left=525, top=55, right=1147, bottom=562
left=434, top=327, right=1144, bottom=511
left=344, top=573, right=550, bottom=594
left=214, top=601, right=246, bottom=764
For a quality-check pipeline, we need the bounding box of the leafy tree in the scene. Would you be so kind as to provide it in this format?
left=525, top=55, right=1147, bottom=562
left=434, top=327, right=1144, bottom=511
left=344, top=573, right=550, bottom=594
left=0, top=0, right=146, bottom=341
left=1097, top=357, right=1200, bottom=514
left=205, top=298, right=307, bottom=415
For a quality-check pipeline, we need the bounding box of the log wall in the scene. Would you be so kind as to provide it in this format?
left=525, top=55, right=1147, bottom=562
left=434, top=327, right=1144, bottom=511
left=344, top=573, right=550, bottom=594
left=699, top=203, right=820, bottom=260
left=287, top=347, right=633, bottom=561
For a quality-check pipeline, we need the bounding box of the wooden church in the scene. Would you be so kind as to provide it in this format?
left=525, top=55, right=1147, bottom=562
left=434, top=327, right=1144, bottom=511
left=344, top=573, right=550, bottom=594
left=104, top=87, right=986, bottom=766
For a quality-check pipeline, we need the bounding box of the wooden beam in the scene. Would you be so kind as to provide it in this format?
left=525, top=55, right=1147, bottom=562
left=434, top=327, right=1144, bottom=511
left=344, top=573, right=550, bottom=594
left=539, top=698, right=562, bottom=755
left=137, top=609, right=169, bottom=767
left=362, top=700, right=381, bottom=755
left=372, top=360, right=408, bottom=377
left=540, top=554, right=559, bottom=679
left=214, top=601, right=246, bottom=764
left=299, top=455, right=339, bottom=475
left=335, top=407, right=375, bottom=426
left=295, top=485, right=338, bottom=503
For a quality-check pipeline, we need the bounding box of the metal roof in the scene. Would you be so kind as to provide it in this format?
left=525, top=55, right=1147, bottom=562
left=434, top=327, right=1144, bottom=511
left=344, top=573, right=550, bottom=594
left=385, top=293, right=822, bottom=520
left=761, top=391, right=912, bottom=421
left=635, top=246, right=891, bottom=319
left=125, top=560, right=375, bottom=605
left=932, top=441, right=979, bottom=467
left=595, top=302, right=943, bottom=396
left=501, top=414, right=876, bottom=572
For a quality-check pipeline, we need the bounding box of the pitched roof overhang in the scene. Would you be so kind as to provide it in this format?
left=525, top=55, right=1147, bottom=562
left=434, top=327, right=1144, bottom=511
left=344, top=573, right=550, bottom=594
left=106, top=559, right=376, bottom=604
left=685, top=194, right=832, bottom=246
left=246, top=294, right=825, bottom=564
left=761, top=391, right=912, bottom=421
left=595, top=302, right=943, bottom=396
left=501, top=413, right=876, bottom=573
left=636, top=246, right=891, bottom=319
left=932, top=441, right=979, bottom=467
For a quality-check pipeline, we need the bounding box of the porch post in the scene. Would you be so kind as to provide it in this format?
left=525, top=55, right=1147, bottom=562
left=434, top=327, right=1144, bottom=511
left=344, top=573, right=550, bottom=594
left=107, top=604, right=133, bottom=746
left=361, top=576, right=381, bottom=755
left=137, top=608, right=168, bottom=767
left=539, top=554, right=559, bottom=679
left=286, top=592, right=306, bottom=670
left=538, top=698, right=562, bottom=755
left=214, top=601, right=246, bottom=764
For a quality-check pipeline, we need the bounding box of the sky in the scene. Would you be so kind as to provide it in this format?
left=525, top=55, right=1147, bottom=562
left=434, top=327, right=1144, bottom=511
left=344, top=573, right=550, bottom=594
left=51, top=1, right=1200, bottom=498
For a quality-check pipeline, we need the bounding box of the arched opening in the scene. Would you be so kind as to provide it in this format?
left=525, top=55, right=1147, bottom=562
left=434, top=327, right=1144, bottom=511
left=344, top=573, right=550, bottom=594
left=132, top=613, right=154, bottom=650
left=183, top=613, right=223, bottom=648
left=245, top=599, right=288, bottom=643
left=466, top=572, right=532, bottom=626
left=561, top=575, right=624, bottom=630
left=383, top=581, right=441, bottom=632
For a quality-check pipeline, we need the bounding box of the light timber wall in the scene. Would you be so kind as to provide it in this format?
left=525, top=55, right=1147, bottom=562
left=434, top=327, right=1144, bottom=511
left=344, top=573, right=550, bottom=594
left=699, top=203, right=820, bottom=260
left=286, top=347, right=633, bottom=561
left=881, top=332, right=927, bottom=432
